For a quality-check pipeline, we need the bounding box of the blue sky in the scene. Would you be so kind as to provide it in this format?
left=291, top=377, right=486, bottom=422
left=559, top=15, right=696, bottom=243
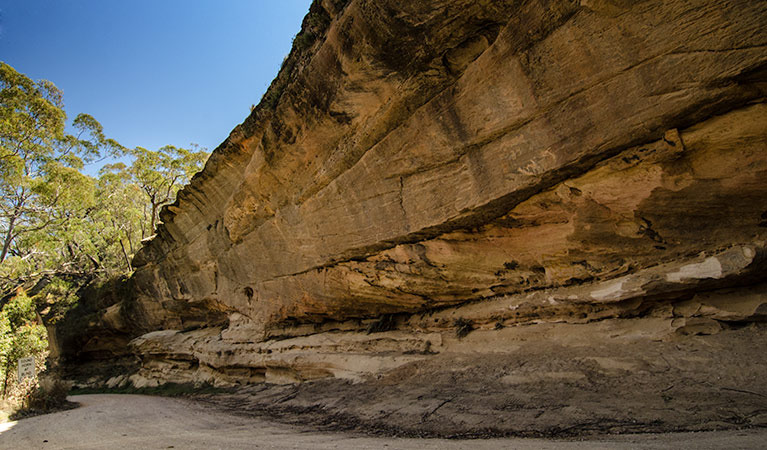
left=0, top=0, right=312, bottom=169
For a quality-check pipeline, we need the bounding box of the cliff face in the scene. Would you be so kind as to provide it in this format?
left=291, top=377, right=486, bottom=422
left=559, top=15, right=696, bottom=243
left=56, top=0, right=767, bottom=406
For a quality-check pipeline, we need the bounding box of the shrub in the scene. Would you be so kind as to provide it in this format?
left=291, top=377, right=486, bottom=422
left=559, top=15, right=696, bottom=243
left=23, top=378, right=70, bottom=410
left=0, top=291, right=48, bottom=399
left=9, top=376, right=75, bottom=420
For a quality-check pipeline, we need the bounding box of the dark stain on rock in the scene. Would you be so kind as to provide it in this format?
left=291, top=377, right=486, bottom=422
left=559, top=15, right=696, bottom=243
left=638, top=217, right=665, bottom=244
left=329, top=110, right=353, bottom=125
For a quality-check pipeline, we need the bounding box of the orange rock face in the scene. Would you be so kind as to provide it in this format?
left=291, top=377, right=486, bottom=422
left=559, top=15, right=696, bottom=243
left=57, top=0, right=767, bottom=389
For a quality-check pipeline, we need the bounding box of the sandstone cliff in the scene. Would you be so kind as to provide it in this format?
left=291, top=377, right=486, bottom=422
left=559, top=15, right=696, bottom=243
left=55, top=0, right=767, bottom=436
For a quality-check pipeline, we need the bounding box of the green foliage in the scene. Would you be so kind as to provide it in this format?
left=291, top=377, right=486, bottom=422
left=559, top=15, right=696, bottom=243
left=1, top=62, right=208, bottom=285
left=0, top=63, right=66, bottom=168
left=105, top=144, right=208, bottom=236
left=35, top=277, right=79, bottom=324
left=3, top=291, right=36, bottom=330
left=0, top=61, right=124, bottom=273
left=0, top=291, right=48, bottom=398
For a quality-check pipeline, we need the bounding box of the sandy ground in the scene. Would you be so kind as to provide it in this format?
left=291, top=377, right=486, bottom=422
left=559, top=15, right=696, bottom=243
left=0, top=394, right=764, bottom=450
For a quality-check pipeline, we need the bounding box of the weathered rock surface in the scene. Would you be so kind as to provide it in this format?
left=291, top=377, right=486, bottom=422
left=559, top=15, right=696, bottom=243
left=53, top=0, right=767, bottom=437
left=124, top=0, right=767, bottom=335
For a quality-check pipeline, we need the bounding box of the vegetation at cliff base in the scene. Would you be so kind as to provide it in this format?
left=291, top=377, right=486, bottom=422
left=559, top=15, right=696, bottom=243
left=0, top=61, right=208, bottom=415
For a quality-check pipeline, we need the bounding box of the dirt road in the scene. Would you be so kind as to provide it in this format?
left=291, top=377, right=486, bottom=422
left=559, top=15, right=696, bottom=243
left=0, top=395, right=764, bottom=449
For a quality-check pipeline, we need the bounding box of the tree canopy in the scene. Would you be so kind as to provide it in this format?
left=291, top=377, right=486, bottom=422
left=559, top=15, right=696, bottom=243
left=0, top=61, right=208, bottom=286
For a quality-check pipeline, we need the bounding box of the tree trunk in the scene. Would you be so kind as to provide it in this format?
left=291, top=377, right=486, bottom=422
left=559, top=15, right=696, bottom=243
left=119, top=239, right=132, bottom=271
left=86, top=253, right=100, bottom=271
left=126, top=226, right=135, bottom=254
left=150, top=202, right=158, bottom=234
left=0, top=215, right=17, bottom=263
left=1, top=357, right=10, bottom=399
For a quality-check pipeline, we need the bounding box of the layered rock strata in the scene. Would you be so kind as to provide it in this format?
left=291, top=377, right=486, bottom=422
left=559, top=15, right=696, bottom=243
left=55, top=0, right=767, bottom=394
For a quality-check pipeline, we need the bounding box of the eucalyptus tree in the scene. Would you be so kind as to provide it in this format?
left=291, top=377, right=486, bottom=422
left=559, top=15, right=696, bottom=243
left=1, top=62, right=208, bottom=282
left=123, top=144, right=208, bottom=236
left=0, top=62, right=121, bottom=266
left=94, top=164, right=146, bottom=270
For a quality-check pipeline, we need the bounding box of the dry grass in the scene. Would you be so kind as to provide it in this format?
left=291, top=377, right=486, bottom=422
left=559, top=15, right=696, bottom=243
left=2, top=376, right=77, bottom=422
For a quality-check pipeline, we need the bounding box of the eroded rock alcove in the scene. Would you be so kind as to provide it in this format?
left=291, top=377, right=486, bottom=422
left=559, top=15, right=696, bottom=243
left=54, top=0, right=767, bottom=437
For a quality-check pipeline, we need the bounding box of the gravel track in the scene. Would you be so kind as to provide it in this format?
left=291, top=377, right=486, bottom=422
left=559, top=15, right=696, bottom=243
left=0, top=394, right=765, bottom=449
